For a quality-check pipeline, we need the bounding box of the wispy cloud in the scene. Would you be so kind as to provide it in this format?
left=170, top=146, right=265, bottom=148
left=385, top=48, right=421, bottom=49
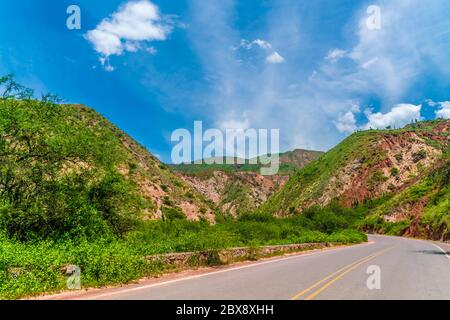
left=240, top=39, right=272, bottom=50
left=239, top=38, right=285, bottom=64
left=144, top=0, right=450, bottom=152
left=325, top=49, right=347, bottom=62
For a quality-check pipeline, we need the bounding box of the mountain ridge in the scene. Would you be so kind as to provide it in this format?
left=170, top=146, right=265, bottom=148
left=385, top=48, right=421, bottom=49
left=260, top=119, right=450, bottom=240
left=171, top=149, right=323, bottom=215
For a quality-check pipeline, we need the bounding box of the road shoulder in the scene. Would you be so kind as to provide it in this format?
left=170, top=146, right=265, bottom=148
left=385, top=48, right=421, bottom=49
left=36, top=241, right=373, bottom=300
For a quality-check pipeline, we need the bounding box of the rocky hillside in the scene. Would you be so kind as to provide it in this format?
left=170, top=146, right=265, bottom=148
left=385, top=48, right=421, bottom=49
left=179, top=171, right=289, bottom=216
left=172, top=149, right=323, bottom=176
left=72, top=104, right=219, bottom=221
left=361, top=159, right=449, bottom=240
left=260, top=120, right=449, bottom=240
left=171, top=149, right=322, bottom=216
left=278, top=149, right=325, bottom=172
left=0, top=99, right=216, bottom=240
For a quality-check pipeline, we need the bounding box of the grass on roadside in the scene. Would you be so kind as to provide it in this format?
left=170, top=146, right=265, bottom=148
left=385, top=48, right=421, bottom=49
left=0, top=209, right=366, bottom=300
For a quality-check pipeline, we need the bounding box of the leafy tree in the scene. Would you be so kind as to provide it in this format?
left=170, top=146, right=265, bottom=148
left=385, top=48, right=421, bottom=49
left=0, top=74, right=34, bottom=100
left=0, top=75, right=143, bottom=240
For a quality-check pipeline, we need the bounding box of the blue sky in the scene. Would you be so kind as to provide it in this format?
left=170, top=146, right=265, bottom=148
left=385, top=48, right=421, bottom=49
left=1, top=0, right=450, bottom=162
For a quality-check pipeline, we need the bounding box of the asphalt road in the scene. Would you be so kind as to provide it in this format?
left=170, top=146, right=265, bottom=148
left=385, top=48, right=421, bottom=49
left=66, top=235, right=450, bottom=300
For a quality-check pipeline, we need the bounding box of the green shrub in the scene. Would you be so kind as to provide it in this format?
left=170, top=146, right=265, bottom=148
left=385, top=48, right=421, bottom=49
left=0, top=99, right=144, bottom=241
left=161, top=207, right=186, bottom=221
left=391, top=167, right=399, bottom=177
left=382, top=221, right=410, bottom=235
left=238, top=212, right=276, bottom=223
left=412, top=149, right=427, bottom=163
left=0, top=212, right=368, bottom=299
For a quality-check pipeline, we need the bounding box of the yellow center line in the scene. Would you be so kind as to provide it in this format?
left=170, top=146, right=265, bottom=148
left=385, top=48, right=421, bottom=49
left=304, top=247, right=394, bottom=300
left=290, top=247, right=393, bottom=300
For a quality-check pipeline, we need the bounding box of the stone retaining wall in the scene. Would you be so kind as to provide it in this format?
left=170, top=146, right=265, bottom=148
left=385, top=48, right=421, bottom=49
left=147, top=242, right=337, bottom=268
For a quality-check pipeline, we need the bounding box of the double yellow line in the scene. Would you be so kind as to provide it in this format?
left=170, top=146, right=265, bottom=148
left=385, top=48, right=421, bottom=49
left=290, top=247, right=393, bottom=300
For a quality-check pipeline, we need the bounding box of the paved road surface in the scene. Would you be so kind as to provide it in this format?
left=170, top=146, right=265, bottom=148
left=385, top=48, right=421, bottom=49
left=63, top=235, right=450, bottom=300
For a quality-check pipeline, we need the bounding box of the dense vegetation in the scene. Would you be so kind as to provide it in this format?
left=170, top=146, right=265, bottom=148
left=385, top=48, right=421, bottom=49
left=259, top=130, right=381, bottom=215
left=171, top=150, right=324, bottom=216
left=0, top=76, right=365, bottom=299
left=171, top=150, right=323, bottom=177
left=260, top=120, right=449, bottom=235
left=0, top=94, right=146, bottom=241
left=0, top=76, right=446, bottom=299
left=172, top=160, right=297, bottom=176
left=0, top=208, right=366, bottom=299
left=358, top=121, right=450, bottom=239
left=360, top=159, right=450, bottom=239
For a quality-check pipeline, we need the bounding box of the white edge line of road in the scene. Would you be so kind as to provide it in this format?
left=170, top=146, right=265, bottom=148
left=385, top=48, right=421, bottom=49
left=76, top=241, right=375, bottom=300
left=431, top=243, right=450, bottom=261
left=371, top=234, right=450, bottom=261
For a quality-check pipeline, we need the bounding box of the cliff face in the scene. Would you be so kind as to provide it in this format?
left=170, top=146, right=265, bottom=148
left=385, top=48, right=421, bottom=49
left=178, top=171, right=289, bottom=216
left=260, top=120, right=449, bottom=240
left=262, top=120, right=449, bottom=214
left=172, top=149, right=323, bottom=216
left=79, top=104, right=219, bottom=221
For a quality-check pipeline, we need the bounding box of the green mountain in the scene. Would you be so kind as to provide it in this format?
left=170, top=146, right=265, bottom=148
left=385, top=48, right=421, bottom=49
left=171, top=149, right=323, bottom=176
left=0, top=99, right=216, bottom=240
left=2, top=94, right=448, bottom=241
left=171, top=149, right=323, bottom=216
left=260, top=120, right=449, bottom=240
left=361, top=158, right=449, bottom=240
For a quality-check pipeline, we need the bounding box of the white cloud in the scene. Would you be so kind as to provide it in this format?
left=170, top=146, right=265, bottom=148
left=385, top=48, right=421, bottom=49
left=363, top=104, right=422, bottom=129
left=253, top=39, right=273, bottom=50
left=240, top=39, right=273, bottom=50
left=146, top=46, right=157, bottom=55
left=151, top=0, right=450, bottom=154
left=350, top=103, right=361, bottom=113
left=124, top=41, right=140, bottom=52
left=104, top=64, right=115, bottom=72
left=435, top=101, right=450, bottom=119
left=85, top=0, right=173, bottom=69
left=216, top=117, right=255, bottom=158
left=361, top=57, right=379, bottom=69
left=436, top=109, right=450, bottom=119
left=305, top=0, right=450, bottom=117
left=335, top=111, right=357, bottom=133
left=218, top=118, right=250, bottom=131
left=325, top=49, right=347, bottom=62
left=266, top=52, right=285, bottom=64
left=345, top=1, right=450, bottom=104
left=240, top=38, right=284, bottom=64
left=425, top=99, right=438, bottom=107
left=182, top=1, right=349, bottom=152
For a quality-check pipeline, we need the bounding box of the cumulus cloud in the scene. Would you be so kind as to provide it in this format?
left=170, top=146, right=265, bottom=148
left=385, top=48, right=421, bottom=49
left=362, top=104, right=422, bottom=129
left=85, top=0, right=173, bottom=69
left=435, top=101, right=450, bottom=119
left=335, top=111, right=357, bottom=133
left=266, top=52, right=285, bottom=64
